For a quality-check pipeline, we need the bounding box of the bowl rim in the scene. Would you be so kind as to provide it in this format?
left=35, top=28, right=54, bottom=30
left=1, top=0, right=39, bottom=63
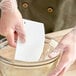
left=0, top=55, right=59, bottom=67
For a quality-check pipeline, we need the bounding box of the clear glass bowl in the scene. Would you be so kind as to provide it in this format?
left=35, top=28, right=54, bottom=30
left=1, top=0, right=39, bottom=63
left=0, top=38, right=59, bottom=76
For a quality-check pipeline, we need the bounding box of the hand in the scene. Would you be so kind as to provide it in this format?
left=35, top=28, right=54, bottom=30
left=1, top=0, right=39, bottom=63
left=48, top=29, right=76, bottom=76
left=0, top=9, right=25, bottom=47
left=0, top=0, right=25, bottom=47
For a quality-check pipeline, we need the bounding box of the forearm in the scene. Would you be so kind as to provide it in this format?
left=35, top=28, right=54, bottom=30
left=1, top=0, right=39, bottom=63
left=0, top=0, right=18, bottom=12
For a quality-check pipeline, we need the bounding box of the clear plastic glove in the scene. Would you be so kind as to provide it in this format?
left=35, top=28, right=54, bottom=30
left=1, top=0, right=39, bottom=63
left=0, top=0, right=25, bottom=47
left=48, top=28, right=76, bottom=76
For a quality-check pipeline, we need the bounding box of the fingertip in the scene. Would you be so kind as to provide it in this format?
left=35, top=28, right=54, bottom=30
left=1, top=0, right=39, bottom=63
left=48, top=42, right=65, bottom=59
left=8, top=41, right=16, bottom=48
left=6, top=31, right=16, bottom=48
left=48, top=50, right=60, bottom=58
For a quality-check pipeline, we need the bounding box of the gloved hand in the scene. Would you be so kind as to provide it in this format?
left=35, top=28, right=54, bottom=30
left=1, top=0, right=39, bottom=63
left=48, top=28, right=76, bottom=76
left=0, top=0, right=25, bottom=47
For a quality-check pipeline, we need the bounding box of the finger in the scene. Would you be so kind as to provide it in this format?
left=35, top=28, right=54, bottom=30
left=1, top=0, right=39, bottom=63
left=58, top=68, right=65, bottom=76
left=6, top=30, right=16, bottom=47
left=15, top=22, right=25, bottom=43
left=48, top=43, right=65, bottom=58
left=58, top=63, right=72, bottom=76
left=48, top=47, right=70, bottom=76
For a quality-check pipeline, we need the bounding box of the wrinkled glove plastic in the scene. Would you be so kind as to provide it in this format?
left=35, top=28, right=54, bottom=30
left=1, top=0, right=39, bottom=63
left=49, top=28, right=76, bottom=76
left=0, top=0, right=25, bottom=47
left=0, top=0, right=17, bottom=12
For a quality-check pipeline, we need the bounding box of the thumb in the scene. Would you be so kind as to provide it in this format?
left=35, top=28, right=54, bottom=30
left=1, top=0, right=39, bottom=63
left=6, top=30, right=16, bottom=47
left=48, top=42, right=65, bottom=58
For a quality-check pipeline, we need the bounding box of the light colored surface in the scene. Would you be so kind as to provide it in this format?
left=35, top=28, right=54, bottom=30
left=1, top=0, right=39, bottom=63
left=15, top=19, right=45, bottom=62
left=0, top=28, right=76, bottom=76
left=65, top=70, right=76, bottom=76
